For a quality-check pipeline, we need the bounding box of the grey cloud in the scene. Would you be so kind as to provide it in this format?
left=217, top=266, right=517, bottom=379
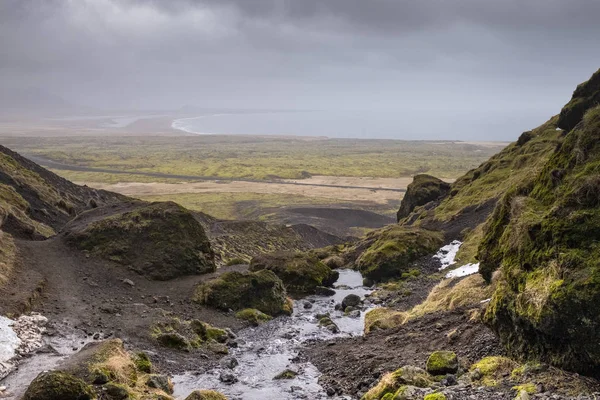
left=1, top=0, right=600, bottom=140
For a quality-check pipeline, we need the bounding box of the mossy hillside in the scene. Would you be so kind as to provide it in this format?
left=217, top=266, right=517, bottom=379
left=194, top=269, right=292, bottom=316
left=249, top=251, right=338, bottom=294
left=0, top=182, right=55, bottom=239
left=356, top=226, right=443, bottom=282
left=0, top=146, right=124, bottom=236
left=66, top=201, right=215, bottom=280
left=401, top=118, right=563, bottom=242
left=396, top=174, right=451, bottom=221
left=480, top=101, right=600, bottom=374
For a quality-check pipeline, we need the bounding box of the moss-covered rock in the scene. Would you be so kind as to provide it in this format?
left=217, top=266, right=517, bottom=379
left=103, top=382, right=133, bottom=400
left=356, top=226, right=443, bottom=283
left=426, top=351, right=459, bottom=375
left=156, top=332, right=190, bottom=350
left=184, top=390, right=228, bottom=400
left=364, top=307, right=407, bottom=334
left=249, top=251, right=339, bottom=294
left=361, top=366, right=434, bottom=400
left=273, top=369, right=298, bottom=380
left=318, top=316, right=340, bottom=333
left=23, top=371, right=95, bottom=400
left=235, top=308, right=272, bottom=326
left=397, top=174, right=451, bottom=221
left=146, top=375, right=174, bottom=394
left=479, top=93, right=600, bottom=374
left=66, top=201, right=215, bottom=280
left=194, top=269, right=292, bottom=316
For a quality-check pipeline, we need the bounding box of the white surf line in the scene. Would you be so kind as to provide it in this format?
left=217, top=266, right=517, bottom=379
left=171, top=113, right=235, bottom=134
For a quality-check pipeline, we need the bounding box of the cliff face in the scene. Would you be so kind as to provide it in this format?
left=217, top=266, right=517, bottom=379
left=479, top=70, right=600, bottom=374
left=399, top=68, right=600, bottom=375
left=396, top=174, right=450, bottom=222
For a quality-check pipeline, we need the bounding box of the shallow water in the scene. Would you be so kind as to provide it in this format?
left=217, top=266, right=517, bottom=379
left=172, top=269, right=372, bottom=399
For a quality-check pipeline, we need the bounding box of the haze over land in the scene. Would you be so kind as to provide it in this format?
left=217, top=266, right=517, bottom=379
left=2, top=0, right=600, bottom=140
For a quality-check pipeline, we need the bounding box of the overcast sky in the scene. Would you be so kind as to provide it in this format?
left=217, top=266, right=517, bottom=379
left=1, top=0, right=600, bottom=139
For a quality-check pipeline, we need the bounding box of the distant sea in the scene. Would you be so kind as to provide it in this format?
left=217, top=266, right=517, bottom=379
left=171, top=111, right=456, bottom=140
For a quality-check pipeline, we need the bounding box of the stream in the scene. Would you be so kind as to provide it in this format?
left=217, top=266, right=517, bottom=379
left=0, top=270, right=372, bottom=399
left=173, top=269, right=373, bottom=399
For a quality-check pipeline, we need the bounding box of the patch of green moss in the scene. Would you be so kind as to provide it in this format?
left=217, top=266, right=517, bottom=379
left=356, top=226, right=443, bottom=282
left=424, top=393, right=447, bottom=400
left=133, top=352, right=152, bottom=373
left=512, top=383, right=537, bottom=395
left=235, top=308, right=272, bottom=326
left=426, top=351, right=458, bottom=375
left=470, top=356, right=517, bottom=387
left=249, top=251, right=339, bottom=294
left=194, top=269, right=291, bottom=316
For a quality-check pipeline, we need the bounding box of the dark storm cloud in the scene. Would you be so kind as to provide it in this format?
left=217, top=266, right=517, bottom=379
left=1, top=0, right=600, bottom=139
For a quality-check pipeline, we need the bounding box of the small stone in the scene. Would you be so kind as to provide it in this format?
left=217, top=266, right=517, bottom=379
left=220, top=357, right=239, bottom=369
left=219, top=372, right=238, bottom=384
left=315, top=286, right=336, bottom=296
left=303, top=301, right=313, bottom=309
left=274, top=369, right=298, bottom=380
left=122, top=279, right=135, bottom=286
left=341, top=294, right=361, bottom=309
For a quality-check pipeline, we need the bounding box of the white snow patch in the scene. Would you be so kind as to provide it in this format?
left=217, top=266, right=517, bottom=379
left=0, top=313, right=47, bottom=380
left=433, top=240, right=462, bottom=270
left=445, top=263, right=480, bottom=278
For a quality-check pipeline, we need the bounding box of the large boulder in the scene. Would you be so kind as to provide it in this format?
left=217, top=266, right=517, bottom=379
left=397, top=174, right=451, bottom=221
left=426, top=351, right=459, bottom=375
left=66, top=201, right=215, bottom=280
left=480, top=74, right=600, bottom=375
left=361, top=366, right=434, bottom=400
left=356, top=226, right=443, bottom=283
left=249, top=251, right=339, bottom=294
left=23, top=371, right=95, bottom=400
left=194, top=270, right=292, bottom=316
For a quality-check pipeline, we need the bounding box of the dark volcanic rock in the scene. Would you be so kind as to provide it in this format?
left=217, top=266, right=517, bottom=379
left=397, top=174, right=451, bottom=221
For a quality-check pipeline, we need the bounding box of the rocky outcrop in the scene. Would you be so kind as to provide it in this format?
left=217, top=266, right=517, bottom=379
left=249, top=251, right=339, bottom=294
left=355, top=226, right=443, bottom=283
left=397, top=174, right=451, bottom=221
left=65, top=201, right=215, bottom=280
left=22, top=371, right=95, bottom=400
left=557, top=69, right=600, bottom=131
left=480, top=69, right=600, bottom=375
left=194, top=269, right=292, bottom=316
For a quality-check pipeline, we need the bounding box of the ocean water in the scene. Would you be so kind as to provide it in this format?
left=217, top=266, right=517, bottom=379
left=171, top=111, right=458, bottom=140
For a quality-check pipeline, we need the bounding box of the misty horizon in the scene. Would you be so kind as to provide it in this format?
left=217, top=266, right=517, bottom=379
left=2, top=1, right=600, bottom=140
